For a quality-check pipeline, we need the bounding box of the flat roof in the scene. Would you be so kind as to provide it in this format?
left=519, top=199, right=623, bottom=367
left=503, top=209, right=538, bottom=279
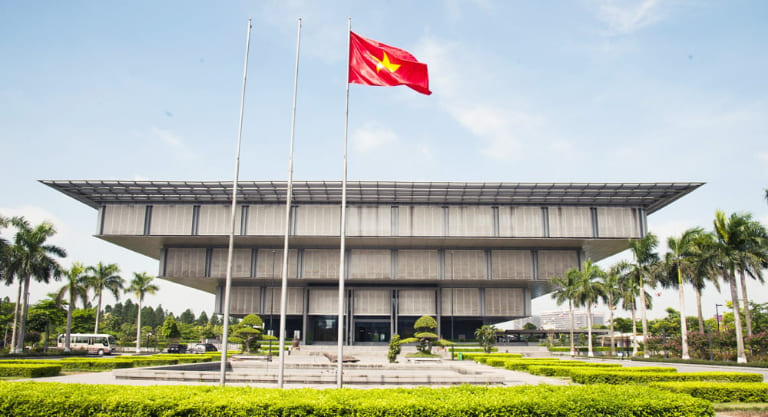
left=41, top=180, right=703, bottom=214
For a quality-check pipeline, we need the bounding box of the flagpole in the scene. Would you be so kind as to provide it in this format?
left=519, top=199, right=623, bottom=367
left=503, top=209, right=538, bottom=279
left=277, top=17, right=302, bottom=389
left=219, top=18, right=252, bottom=386
left=337, top=17, right=351, bottom=389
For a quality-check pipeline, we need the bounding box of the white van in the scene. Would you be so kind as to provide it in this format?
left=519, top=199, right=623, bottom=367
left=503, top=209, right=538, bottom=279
left=57, top=333, right=117, bottom=355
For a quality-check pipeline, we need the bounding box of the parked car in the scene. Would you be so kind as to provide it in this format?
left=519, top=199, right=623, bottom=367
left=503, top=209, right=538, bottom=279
left=166, top=343, right=187, bottom=354
left=192, top=343, right=217, bottom=354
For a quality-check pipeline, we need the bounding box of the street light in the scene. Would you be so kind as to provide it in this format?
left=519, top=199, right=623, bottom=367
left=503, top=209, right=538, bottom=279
left=715, top=304, right=723, bottom=335
left=146, top=332, right=152, bottom=352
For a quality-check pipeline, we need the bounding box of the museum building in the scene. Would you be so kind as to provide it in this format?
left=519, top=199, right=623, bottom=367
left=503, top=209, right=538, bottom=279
left=43, top=180, right=701, bottom=345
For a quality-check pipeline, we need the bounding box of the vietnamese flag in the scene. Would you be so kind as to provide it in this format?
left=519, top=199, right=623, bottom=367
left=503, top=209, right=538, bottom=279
left=349, top=31, right=431, bottom=95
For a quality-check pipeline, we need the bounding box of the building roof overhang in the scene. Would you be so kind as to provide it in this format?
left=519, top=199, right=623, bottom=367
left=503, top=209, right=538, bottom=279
left=41, top=180, right=704, bottom=214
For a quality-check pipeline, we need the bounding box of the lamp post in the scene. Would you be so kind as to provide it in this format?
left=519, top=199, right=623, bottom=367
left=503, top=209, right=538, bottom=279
left=146, top=332, right=152, bottom=352
left=715, top=304, right=723, bottom=335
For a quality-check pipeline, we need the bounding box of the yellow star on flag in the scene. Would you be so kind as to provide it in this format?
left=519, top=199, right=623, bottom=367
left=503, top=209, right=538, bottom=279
left=372, top=51, right=400, bottom=73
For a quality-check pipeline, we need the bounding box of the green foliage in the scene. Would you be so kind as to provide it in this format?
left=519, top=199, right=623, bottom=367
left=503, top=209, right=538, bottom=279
left=414, top=315, right=438, bottom=331
left=410, top=315, right=445, bottom=354
left=232, top=314, right=263, bottom=353
left=160, top=315, right=181, bottom=340
left=525, top=363, right=623, bottom=377
left=522, top=322, right=538, bottom=330
left=0, top=364, right=61, bottom=378
left=457, top=352, right=520, bottom=361
left=650, top=381, right=768, bottom=403
left=570, top=369, right=763, bottom=384
left=0, top=383, right=714, bottom=417
left=474, top=325, right=498, bottom=353
left=387, top=334, right=401, bottom=363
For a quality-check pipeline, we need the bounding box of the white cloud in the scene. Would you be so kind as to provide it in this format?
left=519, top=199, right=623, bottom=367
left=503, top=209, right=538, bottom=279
left=150, top=127, right=198, bottom=161
left=758, top=151, right=768, bottom=164
left=415, top=36, right=555, bottom=160
left=351, top=122, right=399, bottom=151
left=588, top=0, right=668, bottom=35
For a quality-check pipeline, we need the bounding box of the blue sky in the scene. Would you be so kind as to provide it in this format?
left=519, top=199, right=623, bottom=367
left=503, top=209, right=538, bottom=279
left=2, top=1, right=767, bottom=320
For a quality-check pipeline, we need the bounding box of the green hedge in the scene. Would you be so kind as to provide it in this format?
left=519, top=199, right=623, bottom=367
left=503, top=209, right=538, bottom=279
left=0, top=383, right=713, bottom=416
left=525, top=363, right=623, bottom=376
left=631, top=357, right=768, bottom=368
left=571, top=369, right=764, bottom=385
left=650, top=381, right=768, bottom=403
left=452, top=347, right=498, bottom=353
left=460, top=352, right=522, bottom=362
left=502, top=359, right=586, bottom=371
left=0, top=364, right=61, bottom=378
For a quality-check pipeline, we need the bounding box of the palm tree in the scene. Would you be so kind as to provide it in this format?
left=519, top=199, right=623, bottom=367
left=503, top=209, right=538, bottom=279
left=4, top=218, right=66, bottom=353
left=732, top=214, right=767, bottom=338
left=664, top=227, right=705, bottom=360
left=55, top=262, right=89, bottom=352
left=601, top=263, right=626, bottom=356
left=550, top=269, right=579, bottom=356
left=712, top=210, right=750, bottom=363
left=127, top=272, right=159, bottom=353
left=626, top=233, right=660, bottom=358
left=687, top=231, right=720, bottom=332
left=617, top=260, right=652, bottom=357
left=86, top=262, right=123, bottom=334
left=570, top=259, right=607, bottom=358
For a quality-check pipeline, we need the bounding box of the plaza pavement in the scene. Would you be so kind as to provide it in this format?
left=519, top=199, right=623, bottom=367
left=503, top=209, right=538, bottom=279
left=23, top=348, right=768, bottom=389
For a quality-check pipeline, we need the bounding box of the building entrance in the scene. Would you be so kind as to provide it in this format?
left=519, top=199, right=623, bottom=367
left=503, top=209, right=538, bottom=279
left=354, top=319, right=390, bottom=343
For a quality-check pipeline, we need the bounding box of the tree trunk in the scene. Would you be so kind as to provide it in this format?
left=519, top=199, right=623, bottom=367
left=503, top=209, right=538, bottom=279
left=739, top=270, right=753, bottom=337
left=695, top=288, right=704, bottom=333
left=16, top=275, right=31, bottom=353
left=568, top=301, right=575, bottom=357
left=94, top=291, right=103, bottom=334
left=64, top=291, right=73, bottom=352
left=608, top=296, right=615, bottom=356
left=728, top=270, right=747, bottom=363
left=587, top=304, right=594, bottom=358
left=135, top=299, right=142, bottom=354
left=631, top=304, right=638, bottom=356
left=678, top=266, right=690, bottom=360
left=639, top=276, right=650, bottom=358
left=10, top=279, right=22, bottom=354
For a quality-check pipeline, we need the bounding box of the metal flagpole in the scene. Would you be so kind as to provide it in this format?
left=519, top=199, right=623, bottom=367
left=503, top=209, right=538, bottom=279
left=219, top=18, right=252, bottom=386
left=337, top=17, right=352, bottom=389
left=278, top=17, right=302, bottom=389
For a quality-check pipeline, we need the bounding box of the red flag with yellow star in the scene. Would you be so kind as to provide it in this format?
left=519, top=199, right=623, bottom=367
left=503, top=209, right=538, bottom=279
left=349, top=31, right=431, bottom=95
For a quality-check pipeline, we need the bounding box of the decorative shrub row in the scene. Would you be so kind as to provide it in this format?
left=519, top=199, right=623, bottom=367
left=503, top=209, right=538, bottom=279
left=0, top=353, right=214, bottom=372
left=570, top=369, right=764, bottom=385
left=631, top=357, right=768, bottom=368
left=452, top=347, right=498, bottom=353
left=0, top=382, right=714, bottom=417
left=524, top=363, right=624, bottom=377
left=650, top=381, right=768, bottom=403
left=460, top=352, right=522, bottom=362
left=0, top=364, right=61, bottom=378
left=502, top=359, right=586, bottom=371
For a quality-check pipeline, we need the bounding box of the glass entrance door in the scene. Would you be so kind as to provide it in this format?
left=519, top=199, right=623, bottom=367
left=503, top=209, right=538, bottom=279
left=354, top=320, right=390, bottom=343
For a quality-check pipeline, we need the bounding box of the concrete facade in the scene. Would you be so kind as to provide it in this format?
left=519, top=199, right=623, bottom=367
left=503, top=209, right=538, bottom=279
left=43, top=180, right=701, bottom=345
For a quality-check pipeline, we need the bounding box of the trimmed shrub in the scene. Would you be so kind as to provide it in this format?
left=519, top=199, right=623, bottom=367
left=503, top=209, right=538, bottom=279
left=650, top=381, right=768, bottom=403
left=0, top=382, right=713, bottom=416
left=571, top=369, right=763, bottom=385
left=0, top=364, right=61, bottom=378
left=462, top=352, right=522, bottom=362
left=525, top=363, right=623, bottom=376
left=503, top=359, right=586, bottom=371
